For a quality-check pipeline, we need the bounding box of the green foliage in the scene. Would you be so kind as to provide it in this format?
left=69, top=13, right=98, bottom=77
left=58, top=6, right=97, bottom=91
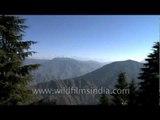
left=138, top=42, right=159, bottom=106
left=0, top=15, right=39, bottom=105
left=111, top=72, right=128, bottom=105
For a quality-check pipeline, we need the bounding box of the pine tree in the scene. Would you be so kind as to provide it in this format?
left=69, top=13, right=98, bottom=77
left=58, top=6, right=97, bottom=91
left=138, top=42, right=159, bottom=106
left=99, top=93, right=110, bottom=105
left=128, top=79, right=137, bottom=106
left=111, top=72, right=128, bottom=105
left=0, top=15, right=39, bottom=105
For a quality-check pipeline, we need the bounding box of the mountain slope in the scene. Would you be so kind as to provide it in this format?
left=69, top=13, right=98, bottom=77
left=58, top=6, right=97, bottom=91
left=25, top=57, right=103, bottom=84
left=74, top=59, right=143, bottom=88
left=34, top=60, right=143, bottom=105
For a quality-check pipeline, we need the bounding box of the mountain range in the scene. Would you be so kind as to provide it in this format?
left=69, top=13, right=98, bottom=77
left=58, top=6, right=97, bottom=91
left=32, top=59, right=143, bottom=105
left=24, top=57, right=105, bottom=84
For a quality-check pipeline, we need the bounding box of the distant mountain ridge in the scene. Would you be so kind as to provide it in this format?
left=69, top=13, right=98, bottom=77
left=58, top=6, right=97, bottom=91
left=24, top=57, right=104, bottom=84
left=34, top=59, right=143, bottom=105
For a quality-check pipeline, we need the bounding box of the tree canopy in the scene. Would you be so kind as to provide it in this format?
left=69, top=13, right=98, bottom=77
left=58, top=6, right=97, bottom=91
left=138, top=42, right=159, bottom=106
left=0, top=15, right=39, bottom=105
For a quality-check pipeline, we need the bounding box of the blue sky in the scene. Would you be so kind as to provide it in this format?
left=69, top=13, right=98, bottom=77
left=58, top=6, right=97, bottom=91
left=21, top=15, right=159, bottom=62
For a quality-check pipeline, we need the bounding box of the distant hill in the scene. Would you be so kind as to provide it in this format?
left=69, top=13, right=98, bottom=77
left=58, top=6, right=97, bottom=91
left=33, top=60, right=143, bottom=105
left=24, top=57, right=104, bottom=84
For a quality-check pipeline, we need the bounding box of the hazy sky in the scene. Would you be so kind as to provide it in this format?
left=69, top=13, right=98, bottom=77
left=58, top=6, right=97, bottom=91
left=21, top=15, right=159, bottom=62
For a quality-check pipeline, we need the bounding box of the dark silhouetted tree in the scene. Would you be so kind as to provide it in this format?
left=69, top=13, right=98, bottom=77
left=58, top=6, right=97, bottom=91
left=99, top=93, right=110, bottom=105
left=0, top=15, right=39, bottom=105
left=128, top=79, right=137, bottom=106
left=111, top=72, right=128, bottom=105
left=138, top=42, right=159, bottom=106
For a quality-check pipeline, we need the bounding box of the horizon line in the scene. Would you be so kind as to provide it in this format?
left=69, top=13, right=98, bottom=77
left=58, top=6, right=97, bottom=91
left=26, top=56, right=145, bottom=63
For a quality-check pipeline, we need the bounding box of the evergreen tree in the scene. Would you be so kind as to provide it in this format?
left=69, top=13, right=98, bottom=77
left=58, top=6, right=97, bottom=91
left=99, top=93, right=110, bottom=105
left=138, top=42, right=159, bottom=106
left=0, top=15, right=39, bottom=105
left=111, top=72, right=128, bottom=105
left=128, top=79, right=137, bottom=106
